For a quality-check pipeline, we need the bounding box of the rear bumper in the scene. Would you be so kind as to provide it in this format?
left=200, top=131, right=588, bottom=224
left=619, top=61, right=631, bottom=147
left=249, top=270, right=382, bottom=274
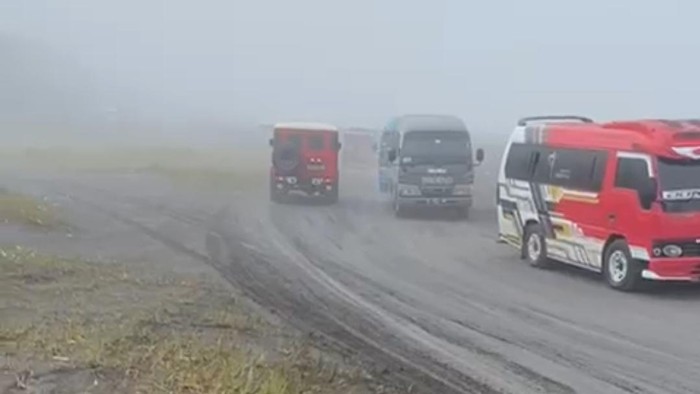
left=396, top=195, right=472, bottom=208
left=642, top=258, right=700, bottom=281
left=273, top=177, right=336, bottom=195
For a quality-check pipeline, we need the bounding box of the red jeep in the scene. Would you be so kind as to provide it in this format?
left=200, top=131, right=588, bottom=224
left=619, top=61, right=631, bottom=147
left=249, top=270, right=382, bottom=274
left=269, top=122, right=341, bottom=204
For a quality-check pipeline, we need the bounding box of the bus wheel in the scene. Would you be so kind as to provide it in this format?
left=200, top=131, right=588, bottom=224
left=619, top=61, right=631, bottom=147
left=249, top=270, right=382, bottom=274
left=523, top=223, right=552, bottom=269
left=603, top=239, right=643, bottom=291
left=393, top=194, right=405, bottom=218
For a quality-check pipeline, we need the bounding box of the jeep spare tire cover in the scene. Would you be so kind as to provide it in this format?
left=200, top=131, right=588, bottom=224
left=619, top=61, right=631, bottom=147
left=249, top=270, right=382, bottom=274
left=272, top=142, right=301, bottom=174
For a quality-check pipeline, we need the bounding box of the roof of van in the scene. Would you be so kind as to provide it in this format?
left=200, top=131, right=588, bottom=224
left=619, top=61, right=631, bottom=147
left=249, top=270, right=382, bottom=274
left=391, top=114, right=468, bottom=133
left=274, top=122, right=338, bottom=132
left=538, top=118, right=700, bottom=160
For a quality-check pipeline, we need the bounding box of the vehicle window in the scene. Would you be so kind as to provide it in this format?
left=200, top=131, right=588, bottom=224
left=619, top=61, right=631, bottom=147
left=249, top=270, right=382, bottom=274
left=506, top=143, right=608, bottom=191
left=550, top=149, right=608, bottom=191
left=286, top=134, right=302, bottom=148
left=658, top=158, right=700, bottom=190
left=378, top=133, right=397, bottom=165
left=401, top=131, right=471, bottom=165
left=308, top=135, right=325, bottom=150
left=657, top=158, right=700, bottom=213
left=615, top=157, right=649, bottom=190
left=504, top=143, right=534, bottom=180
left=531, top=149, right=551, bottom=183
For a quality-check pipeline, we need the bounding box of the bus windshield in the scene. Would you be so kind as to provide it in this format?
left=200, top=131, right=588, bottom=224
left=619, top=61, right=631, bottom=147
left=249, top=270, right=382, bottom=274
left=657, top=158, right=700, bottom=212
left=401, top=131, right=471, bottom=165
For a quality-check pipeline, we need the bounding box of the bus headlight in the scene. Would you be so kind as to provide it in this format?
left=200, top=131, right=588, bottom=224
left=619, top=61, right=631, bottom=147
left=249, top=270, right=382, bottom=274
left=452, top=184, right=473, bottom=196
left=398, top=184, right=421, bottom=196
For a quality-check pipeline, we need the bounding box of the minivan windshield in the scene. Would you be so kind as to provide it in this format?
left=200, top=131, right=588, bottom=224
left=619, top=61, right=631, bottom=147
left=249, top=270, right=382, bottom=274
left=657, top=158, right=700, bottom=212
left=401, top=131, right=471, bottom=165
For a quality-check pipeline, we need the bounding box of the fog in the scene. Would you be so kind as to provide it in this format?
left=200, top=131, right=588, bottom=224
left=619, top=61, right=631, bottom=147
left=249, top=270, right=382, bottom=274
left=2, top=0, right=699, bottom=145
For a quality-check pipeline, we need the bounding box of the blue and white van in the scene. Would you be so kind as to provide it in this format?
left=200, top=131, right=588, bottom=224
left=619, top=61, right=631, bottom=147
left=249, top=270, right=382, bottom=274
left=377, top=114, right=484, bottom=217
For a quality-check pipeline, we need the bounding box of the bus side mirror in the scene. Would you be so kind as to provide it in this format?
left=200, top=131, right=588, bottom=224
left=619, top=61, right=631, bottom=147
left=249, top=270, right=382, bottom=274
left=388, top=149, right=397, bottom=163
left=638, top=177, right=658, bottom=209
left=268, top=138, right=274, bottom=147
left=336, top=142, right=342, bottom=151
left=475, top=148, right=485, bottom=165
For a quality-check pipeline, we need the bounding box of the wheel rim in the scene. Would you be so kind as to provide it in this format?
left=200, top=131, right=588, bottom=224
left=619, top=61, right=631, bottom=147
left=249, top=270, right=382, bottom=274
left=608, top=250, right=628, bottom=283
left=527, top=233, right=542, bottom=261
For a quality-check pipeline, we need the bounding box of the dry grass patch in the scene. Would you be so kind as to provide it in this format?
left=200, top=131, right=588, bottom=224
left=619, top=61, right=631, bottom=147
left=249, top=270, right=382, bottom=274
left=0, top=190, right=61, bottom=229
left=2, top=147, right=270, bottom=191
left=0, top=247, right=393, bottom=394
left=5, top=147, right=268, bottom=172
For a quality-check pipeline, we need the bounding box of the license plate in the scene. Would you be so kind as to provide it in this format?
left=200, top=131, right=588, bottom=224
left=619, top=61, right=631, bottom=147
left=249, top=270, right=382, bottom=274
left=307, top=164, right=326, bottom=171
left=422, top=176, right=453, bottom=185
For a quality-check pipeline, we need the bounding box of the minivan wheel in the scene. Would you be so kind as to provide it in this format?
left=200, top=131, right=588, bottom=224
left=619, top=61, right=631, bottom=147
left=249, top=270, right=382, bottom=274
left=393, top=193, right=405, bottom=218
left=523, top=223, right=552, bottom=268
left=603, top=239, right=643, bottom=291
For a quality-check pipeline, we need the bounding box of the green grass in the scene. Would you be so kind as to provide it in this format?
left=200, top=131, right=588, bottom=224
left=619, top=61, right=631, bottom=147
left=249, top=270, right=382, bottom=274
left=1, top=320, right=349, bottom=394
left=1, top=147, right=270, bottom=191
left=0, top=247, right=382, bottom=394
left=0, top=190, right=60, bottom=228
left=3, top=147, right=268, bottom=172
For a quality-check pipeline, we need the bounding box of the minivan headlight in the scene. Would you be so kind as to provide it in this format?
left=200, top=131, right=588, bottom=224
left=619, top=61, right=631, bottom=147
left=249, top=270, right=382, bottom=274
left=662, top=244, right=683, bottom=258
left=398, top=184, right=421, bottom=196
left=453, top=184, right=473, bottom=196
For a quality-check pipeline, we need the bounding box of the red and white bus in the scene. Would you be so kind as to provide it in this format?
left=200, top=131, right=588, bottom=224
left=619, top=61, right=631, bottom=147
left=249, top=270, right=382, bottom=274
left=497, top=116, right=700, bottom=291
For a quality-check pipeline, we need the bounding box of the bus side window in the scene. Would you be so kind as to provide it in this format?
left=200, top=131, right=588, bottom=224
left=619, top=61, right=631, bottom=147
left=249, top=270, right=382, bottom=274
left=615, top=157, right=653, bottom=209
left=549, top=148, right=608, bottom=192
left=615, top=158, right=649, bottom=190
left=505, top=143, right=534, bottom=181
left=532, top=149, right=552, bottom=184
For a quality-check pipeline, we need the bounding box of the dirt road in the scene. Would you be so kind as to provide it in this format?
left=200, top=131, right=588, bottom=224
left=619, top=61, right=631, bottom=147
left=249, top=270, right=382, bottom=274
left=6, top=161, right=700, bottom=394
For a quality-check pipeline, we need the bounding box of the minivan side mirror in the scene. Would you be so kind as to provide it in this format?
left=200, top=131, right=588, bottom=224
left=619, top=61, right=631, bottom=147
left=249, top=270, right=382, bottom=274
left=638, top=177, right=658, bottom=210
left=387, top=148, right=397, bottom=163
left=475, top=148, right=485, bottom=165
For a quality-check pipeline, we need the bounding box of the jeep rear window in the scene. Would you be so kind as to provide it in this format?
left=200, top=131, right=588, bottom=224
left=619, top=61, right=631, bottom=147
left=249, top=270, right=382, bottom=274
left=308, top=135, right=325, bottom=150
left=286, top=134, right=302, bottom=147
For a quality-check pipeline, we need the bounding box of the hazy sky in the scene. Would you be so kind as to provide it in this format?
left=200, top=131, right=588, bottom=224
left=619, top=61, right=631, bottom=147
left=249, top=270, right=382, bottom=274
left=1, top=0, right=698, bottom=132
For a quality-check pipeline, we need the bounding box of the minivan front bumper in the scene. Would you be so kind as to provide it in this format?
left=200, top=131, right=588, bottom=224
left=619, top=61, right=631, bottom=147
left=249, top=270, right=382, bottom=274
left=642, top=258, right=700, bottom=281
left=396, top=195, right=472, bottom=208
